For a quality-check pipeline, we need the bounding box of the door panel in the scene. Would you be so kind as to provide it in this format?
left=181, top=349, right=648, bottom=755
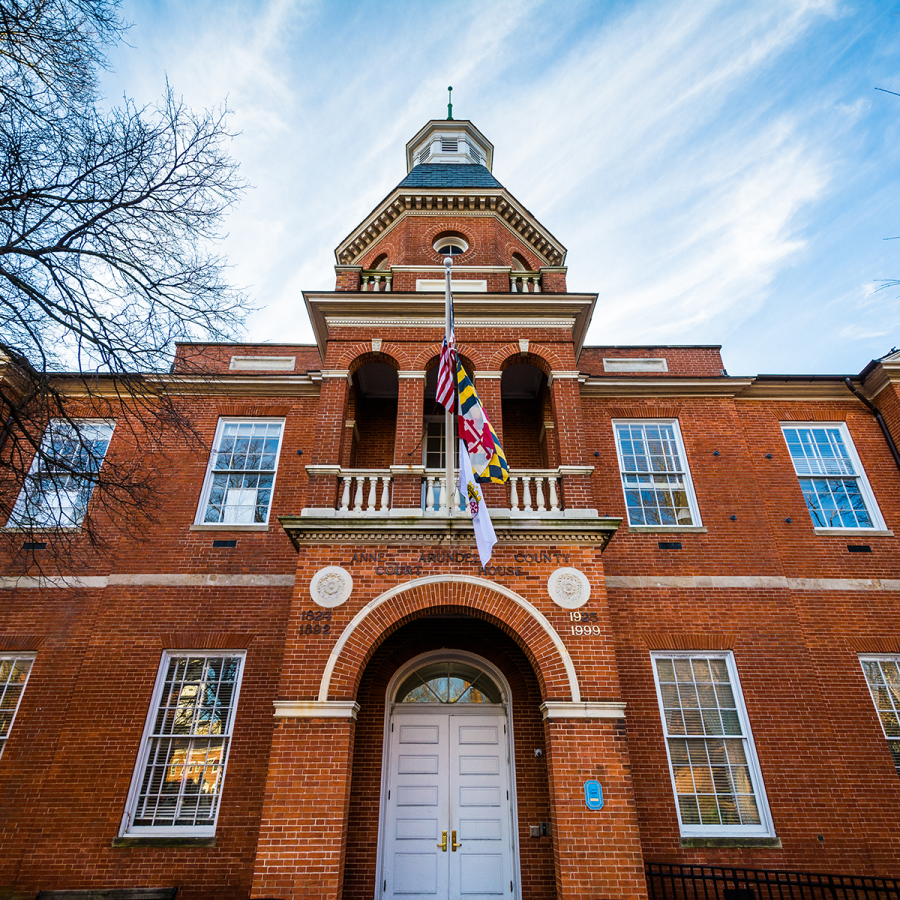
left=384, top=714, right=449, bottom=899
left=382, top=711, right=514, bottom=899
left=450, top=714, right=512, bottom=899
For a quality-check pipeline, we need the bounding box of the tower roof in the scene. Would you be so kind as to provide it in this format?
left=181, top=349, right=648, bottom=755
left=396, top=164, right=502, bottom=189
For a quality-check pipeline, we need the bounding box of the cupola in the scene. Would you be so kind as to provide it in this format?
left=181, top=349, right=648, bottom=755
left=405, top=119, right=494, bottom=172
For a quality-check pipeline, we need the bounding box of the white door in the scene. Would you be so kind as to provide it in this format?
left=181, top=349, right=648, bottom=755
left=382, top=710, right=515, bottom=899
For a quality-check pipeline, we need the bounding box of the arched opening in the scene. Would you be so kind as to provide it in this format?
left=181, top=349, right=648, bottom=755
left=348, top=361, right=399, bottom=468
left=501, top=363, right=549, bottom=468
left=371, top=252, right=390, bottom=270
left=343, top=616, right=553, bottom=900
left=511, top=252, right=530, bottom=272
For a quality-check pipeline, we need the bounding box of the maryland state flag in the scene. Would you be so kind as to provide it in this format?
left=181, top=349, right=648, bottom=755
left=456, top=359, right=509, bottom=484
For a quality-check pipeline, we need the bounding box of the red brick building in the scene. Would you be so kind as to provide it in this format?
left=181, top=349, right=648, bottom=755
left=2, top=119, right=900, bottom=900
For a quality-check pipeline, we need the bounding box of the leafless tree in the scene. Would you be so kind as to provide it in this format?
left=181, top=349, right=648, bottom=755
left=0, top=0, right=248, bottom=570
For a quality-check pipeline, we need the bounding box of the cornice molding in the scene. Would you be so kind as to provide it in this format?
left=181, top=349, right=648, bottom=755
left=273, top=700, right=359, bottom=719
left=540, top=701, right=626, bottom=720
left=333, top=189, right=567, bottom=269
left=278, top=514, right=621, bottom=552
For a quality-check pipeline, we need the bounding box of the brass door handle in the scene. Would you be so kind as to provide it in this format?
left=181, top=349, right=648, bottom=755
left=451, top=830, right=462, bottom=851
left=438, top=830, right=447, bottom=852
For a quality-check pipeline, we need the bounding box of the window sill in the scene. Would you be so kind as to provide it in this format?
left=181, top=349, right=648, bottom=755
left=628, top=526, right=707, bottom=533
left=680, top=836, right=781, bottom=849
left=0, top=526, right=81, bottom=533
left=189, top=524, right=269, bottom=532
left=813, top=528, right=893, bottom=537
left=111, top=835, right=216, bottom=848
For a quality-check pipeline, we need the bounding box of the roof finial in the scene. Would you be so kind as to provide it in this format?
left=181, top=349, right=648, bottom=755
left=447, top=86, right=453, bottom=120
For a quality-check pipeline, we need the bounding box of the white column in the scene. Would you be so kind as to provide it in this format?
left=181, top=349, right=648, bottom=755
left=340, top=476, right=351, bottom=513
left=425, top=475, right=435, bottom=514
left=522, top=476, right=533, bottom=513
left=353, top=477, right=364, bottom=514
left=535, top=477, right=546, bottom=512
left=548, top=476, right=559, bottom=513
left=438, top=476, right=448, bottom=515
left=380, top=476, right=391, bottom=512
left=510, top=476, right=519, bottom=512
left=366, top=475, right=378, bottom=513
left=361, top=275, right=370, bottom=291
left=385, top=274, right=393, bottom=292
left=533, top=276, right=541, bottom=293
left=373, top=274, right=382, bottom=292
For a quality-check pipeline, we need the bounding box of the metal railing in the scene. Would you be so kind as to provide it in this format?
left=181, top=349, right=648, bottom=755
left=646, top=863, right=900, bottom=900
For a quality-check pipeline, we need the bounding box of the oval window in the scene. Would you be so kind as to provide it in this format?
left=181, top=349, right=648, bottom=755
left=433, top=235, right=469, bottom=256
left=396, top=661, right=502, bottom=704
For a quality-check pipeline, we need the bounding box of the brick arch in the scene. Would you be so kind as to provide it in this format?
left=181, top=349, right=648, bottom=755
left=318, top=575, right=580, bottom=704
left=412, top=342, right=486, bottom=371
left=490, top=344, right=561, bottom=376
left=333, top=343, right=411, bottom=372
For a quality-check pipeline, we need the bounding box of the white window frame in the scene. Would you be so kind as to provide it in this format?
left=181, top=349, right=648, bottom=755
left=194, top=417, right=285, bottom=526
left=612, top=419, right=702, bottom=528
left=858, top=654, right=900, bottom=779
left=0, top=655, right=35, bottom=759
left=8, top=419, right=115, bottom=528
left=651, top=650, right=775, bottom=837
left=781, top=422, right=885, bottom=532
left=120, top=650, right=246, bottom=837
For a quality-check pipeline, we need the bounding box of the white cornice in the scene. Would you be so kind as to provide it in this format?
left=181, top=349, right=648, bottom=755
left=334, top=190, right=567, bottom=269
left=273, top=701, right=360, bottom=719
left=580, top=377, right=754, bottom=398
left=540, top=701, right=626, bottom=720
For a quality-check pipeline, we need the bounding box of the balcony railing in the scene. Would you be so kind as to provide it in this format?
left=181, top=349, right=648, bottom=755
left=510, top=272, right=541, bottom=293
left=361, top=270, right=392, bottom=291
left=508, top=470, right=561, bottom=513
left=337, top=470, right=393, bottom=514
left=320, top=466, right=583, bottom=517
left=646, top=863, right=900, bottom=900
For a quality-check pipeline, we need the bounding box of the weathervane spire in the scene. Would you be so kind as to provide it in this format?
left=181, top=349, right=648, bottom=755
left=447, top=86, right=453, bottom=120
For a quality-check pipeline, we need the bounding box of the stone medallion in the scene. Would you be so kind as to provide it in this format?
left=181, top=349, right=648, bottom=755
left=310, top=566, right=353, bottom=608
left=547, top=567, right=591, bottom=610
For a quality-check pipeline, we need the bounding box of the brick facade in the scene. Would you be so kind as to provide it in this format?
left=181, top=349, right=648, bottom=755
left=0, top=119, right=898, bottom=900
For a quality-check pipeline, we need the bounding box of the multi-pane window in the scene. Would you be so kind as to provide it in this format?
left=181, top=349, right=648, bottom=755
left=0, top=656, right=34, bottom=758
left=859, top=656, right=900, bottom=778
left=652, top=652, right=773, bottom=835
left=123, top=652, right=245, bottom=835
left=782, top=424, right=882, bottom=530
left=197, top=419, right=284, bottom=525
left=9, top=420, right=114, bottom=527
left=613, top=421, right=700, bottom=527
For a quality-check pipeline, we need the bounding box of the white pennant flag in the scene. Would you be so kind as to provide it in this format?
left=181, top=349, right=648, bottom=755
left=458, top=439, right=497, bottom=566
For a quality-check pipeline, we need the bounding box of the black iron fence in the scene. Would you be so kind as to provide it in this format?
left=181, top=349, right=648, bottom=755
left=647, top=863, right=900, bottom=900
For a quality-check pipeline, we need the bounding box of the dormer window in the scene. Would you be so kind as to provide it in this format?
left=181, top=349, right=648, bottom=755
left=433, top=235, right=468, bottom=256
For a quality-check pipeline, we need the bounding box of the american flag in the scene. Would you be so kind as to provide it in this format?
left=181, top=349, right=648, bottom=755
left=436, top=337, right=456, bottom=411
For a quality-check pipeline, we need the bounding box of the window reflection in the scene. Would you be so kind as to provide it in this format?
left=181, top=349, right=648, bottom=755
left=396, top=662, right=501, bottom=704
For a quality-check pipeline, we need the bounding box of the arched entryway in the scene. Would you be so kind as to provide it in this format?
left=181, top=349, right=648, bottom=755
left=342, top=616, right=555, bottom=900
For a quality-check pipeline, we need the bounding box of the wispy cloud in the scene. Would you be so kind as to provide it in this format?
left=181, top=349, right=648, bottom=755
left=105, top=0, right=899, bottom=373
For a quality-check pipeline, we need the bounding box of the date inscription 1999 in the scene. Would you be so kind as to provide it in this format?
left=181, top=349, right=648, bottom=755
left=300, top=609, right=332, bottom=636
left=569, top=610, right=602, bottom=637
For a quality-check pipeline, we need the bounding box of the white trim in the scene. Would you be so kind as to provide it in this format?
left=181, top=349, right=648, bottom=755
left=229, top=356, right=295, bottom=371
left=603, top=358, right=669, bottom=373
left=650, top=650, right=775, bottom=838
left=397, top=371, right=426, bottom=379
left=781, top=421, right=886, bottom=532
left=540, top=701, right=626, bottom=719
left=376, top=650, right=522, bottom=900
left=273, top=700, right=359, bottom=719
left=193, top=417, right=286, bottom=528
left=612, top=418, right=703, bottom=528
left=416, top=279, right=487, bottom=292
left=317, top=574, right=581, bottom=703
left=120, top=649, right=246, bottom=838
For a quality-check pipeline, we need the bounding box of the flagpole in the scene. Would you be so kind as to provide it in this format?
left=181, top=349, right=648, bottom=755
left=444, top=256, right=454, bottom=515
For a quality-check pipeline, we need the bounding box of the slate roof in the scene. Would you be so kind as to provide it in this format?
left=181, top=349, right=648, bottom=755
left=397, top=164, right=503, bottom=189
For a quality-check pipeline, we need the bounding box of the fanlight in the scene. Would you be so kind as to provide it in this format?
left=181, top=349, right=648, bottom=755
left=395, top=661, right=502, bottom=704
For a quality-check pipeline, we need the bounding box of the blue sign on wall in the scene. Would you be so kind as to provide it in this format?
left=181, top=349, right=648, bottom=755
left=584, top=780, right=603, bottom=810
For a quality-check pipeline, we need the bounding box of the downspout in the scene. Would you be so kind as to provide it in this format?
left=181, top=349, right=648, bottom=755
left=844, top=377, right=900, bottom=476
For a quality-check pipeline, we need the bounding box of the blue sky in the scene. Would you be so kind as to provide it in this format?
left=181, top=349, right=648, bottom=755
left=104, top=0, right=900, bottom=376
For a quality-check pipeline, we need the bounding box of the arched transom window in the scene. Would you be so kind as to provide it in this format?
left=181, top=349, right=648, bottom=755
left=396, top=661, right=502, bottom=704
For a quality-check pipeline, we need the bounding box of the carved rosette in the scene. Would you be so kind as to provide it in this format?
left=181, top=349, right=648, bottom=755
left=310, top=566, right=353, bottom=608
left=547, top=567, right=591, bottom=610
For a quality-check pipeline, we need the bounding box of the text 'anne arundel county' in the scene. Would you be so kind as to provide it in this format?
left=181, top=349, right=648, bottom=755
left=346, top=550, right=571, bottom=577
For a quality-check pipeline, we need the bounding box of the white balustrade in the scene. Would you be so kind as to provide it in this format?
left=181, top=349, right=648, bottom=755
left=509, top=274, right=541, bottom=293
left=361, top=271, right=393, bottom=291
left=507, top=470, right=562, bottom=514
left=423, top=472, right=466, bottom=514
left=336, top=470, right=392, bottom=515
